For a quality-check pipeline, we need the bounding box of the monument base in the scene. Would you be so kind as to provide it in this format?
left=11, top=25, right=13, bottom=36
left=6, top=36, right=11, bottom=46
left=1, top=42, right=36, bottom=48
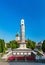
left=13, top=49, right=31, bottom=56
left=18, top=43, right=27, bottom=49
left=19, top=43, right=26, bottom=49
left=12, top=43, right=32, bottom=56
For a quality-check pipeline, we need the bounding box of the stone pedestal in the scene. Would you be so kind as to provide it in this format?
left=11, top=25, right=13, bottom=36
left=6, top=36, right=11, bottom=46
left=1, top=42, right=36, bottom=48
left=19, top=43, right=26, bottom=49
left=13, top=49, right=31, bottom=56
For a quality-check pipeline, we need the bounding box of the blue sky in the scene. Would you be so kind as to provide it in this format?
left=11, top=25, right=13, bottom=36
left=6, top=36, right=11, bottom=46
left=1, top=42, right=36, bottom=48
left=0, top=0, right=45, bottom=43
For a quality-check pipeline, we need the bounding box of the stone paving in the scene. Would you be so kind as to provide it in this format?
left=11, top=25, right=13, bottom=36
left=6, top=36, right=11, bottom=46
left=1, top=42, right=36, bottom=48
left=0, top=62, right=9, bottom=65
left=0, top=62, right=45, bottom=65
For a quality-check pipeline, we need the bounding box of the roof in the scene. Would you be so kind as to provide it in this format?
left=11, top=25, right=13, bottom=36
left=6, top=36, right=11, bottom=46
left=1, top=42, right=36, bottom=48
left=16, top=33, right=19, bottom=37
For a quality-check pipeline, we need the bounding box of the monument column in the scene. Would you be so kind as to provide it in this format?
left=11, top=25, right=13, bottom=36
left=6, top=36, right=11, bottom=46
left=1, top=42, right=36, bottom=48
left=20, top=19, right=25, bottom=43
left=19, top=19, right=26, bottom=49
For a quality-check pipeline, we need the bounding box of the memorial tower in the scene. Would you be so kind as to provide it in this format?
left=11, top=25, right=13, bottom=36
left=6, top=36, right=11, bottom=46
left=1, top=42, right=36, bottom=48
left=19, top=19, right=26, bottom=49
left=20, top=19, right=25, bottom=43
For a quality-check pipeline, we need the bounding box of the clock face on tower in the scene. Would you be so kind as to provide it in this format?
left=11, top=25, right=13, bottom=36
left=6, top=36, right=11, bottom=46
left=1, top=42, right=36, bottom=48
left=21, top=19, right=24, bottom=25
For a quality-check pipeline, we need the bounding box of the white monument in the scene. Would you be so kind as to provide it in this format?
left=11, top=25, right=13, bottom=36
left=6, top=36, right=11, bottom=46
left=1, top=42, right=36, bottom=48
left=19, top=19, right=26, bottom=49
left=14, top=19, right=31, bottom=56
left=20, top=19, right=25, bottom=43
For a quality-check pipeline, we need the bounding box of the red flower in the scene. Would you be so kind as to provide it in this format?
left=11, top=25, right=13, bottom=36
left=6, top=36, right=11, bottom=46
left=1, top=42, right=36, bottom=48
left=8, top=56, right=15, bottom=61
left=16, top=56, right=25, bottom=60
left=8, top=56, right=35, bottom=61
left=26, top=56, right=35, bottom=60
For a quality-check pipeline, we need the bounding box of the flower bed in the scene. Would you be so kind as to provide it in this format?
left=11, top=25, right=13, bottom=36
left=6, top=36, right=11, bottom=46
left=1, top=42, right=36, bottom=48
left=8, top=56, right=15, bottom=61
left=8, top=56, right=35, bottom=61
left=16, top=56, right=25, bottom=60
left=26, top=56, right=35, bottom=60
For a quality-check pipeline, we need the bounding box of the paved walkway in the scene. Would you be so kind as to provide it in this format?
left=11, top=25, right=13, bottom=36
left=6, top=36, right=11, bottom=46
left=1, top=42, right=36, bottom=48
left=0, top=62, right=9, bottom=65
left=0, top=62, right=45, bottom=65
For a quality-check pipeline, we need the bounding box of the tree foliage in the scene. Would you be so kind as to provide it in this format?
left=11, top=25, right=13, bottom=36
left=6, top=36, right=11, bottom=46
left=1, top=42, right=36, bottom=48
left=42, top=40, right=45, bottom=52
left=26, top=40, right=36, bottom=50
left=6, top=43, right=10, bottom=48
left=10, top=40, right=19, bottom=49
left=0, top=39, right=5, bottom=53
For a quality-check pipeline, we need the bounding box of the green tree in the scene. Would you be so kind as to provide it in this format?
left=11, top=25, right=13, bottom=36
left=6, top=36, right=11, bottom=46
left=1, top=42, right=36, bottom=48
left=0, top=39, right=5, bottom=53
left=42, top=40, right=45, bottom=52
left=26, top=40, right=32, bottom=48
left=31, top=41, right=36, bottom=50
left=6, top=43, right=10, bottom=48
left=10, top=40, right=19, bottom=49
left=26, top=40, right=36, bottom=50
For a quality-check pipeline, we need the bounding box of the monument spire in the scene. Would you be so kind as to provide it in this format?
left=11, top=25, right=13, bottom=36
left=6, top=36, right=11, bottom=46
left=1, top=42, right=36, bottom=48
left=20, top=19, right=25, bottom=43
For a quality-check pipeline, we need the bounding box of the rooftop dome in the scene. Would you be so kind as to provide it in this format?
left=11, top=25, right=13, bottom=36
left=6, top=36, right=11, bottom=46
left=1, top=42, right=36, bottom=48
left=16, top=33, right=19, bottom=37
